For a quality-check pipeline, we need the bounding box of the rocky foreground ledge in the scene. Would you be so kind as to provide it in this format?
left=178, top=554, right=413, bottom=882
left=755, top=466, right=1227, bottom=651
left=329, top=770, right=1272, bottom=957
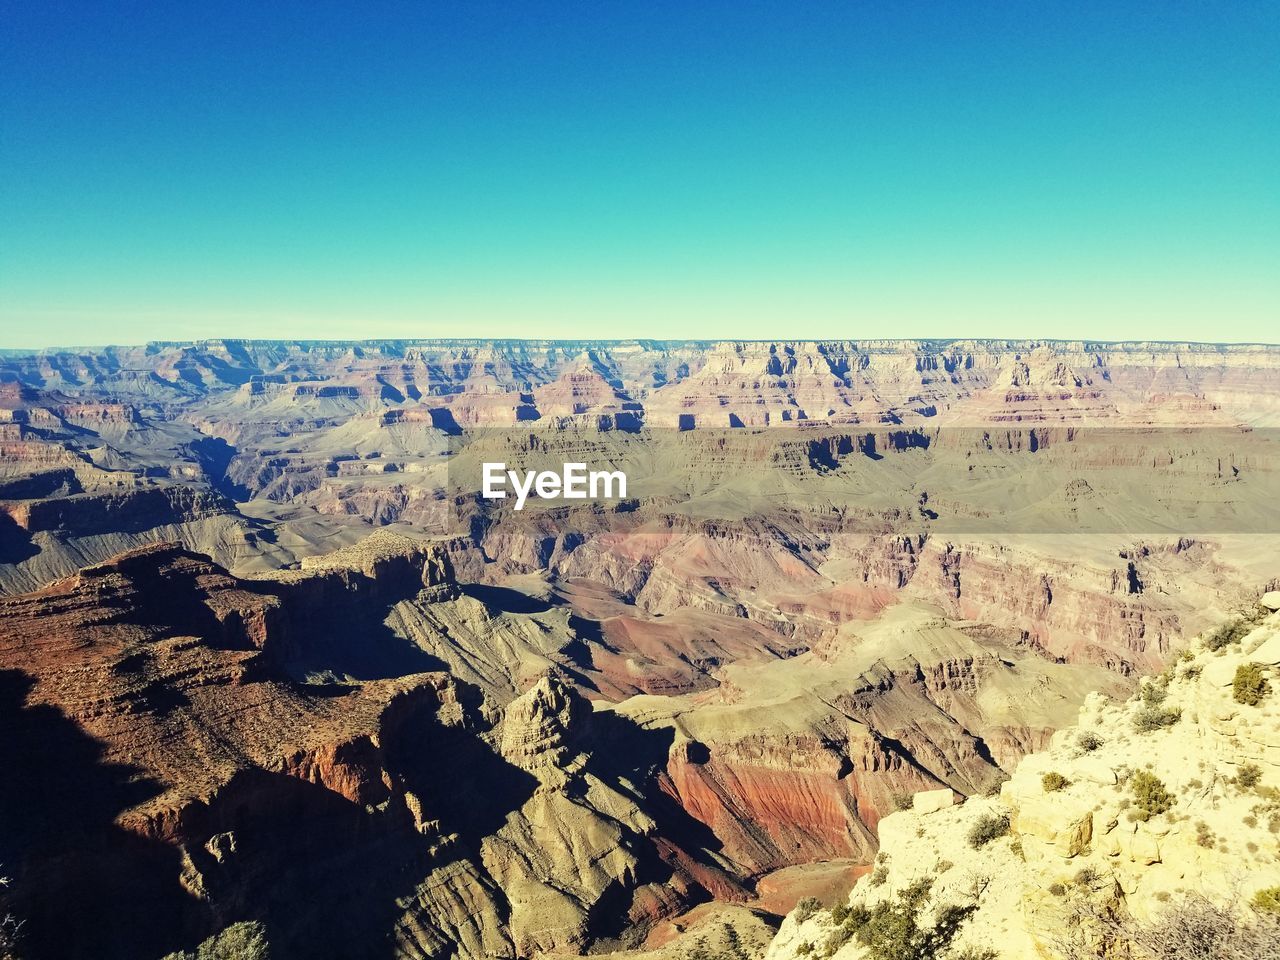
left=768, top=592, right=1280, bottom=960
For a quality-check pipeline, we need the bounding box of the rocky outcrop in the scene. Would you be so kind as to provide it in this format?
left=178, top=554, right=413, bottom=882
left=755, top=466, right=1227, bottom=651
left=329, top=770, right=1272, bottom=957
left=766, top=600, right=1280, bottom=960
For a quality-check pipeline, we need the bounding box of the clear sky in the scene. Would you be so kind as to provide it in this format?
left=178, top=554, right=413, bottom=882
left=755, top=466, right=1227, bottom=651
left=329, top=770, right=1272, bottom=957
left=1, top=1, right=1277, bottom=348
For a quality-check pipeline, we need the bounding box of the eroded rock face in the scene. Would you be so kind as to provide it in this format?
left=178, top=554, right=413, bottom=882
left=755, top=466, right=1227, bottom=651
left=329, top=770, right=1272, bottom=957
left=0, top=539, right=732, bottom=960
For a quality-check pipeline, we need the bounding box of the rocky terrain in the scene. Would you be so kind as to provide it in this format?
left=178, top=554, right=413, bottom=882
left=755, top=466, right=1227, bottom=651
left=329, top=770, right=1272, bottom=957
left=1, top=338, right=1279, bottom=959
left=767, top=591, right=1280, bottom=959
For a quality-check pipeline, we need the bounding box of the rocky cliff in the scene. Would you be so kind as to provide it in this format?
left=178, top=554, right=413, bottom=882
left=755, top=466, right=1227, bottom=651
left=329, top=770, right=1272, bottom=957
left=766, top=592, right=1280, bottom=960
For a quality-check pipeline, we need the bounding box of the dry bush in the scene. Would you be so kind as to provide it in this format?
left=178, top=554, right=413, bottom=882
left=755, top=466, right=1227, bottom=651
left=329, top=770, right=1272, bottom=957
left=1055, top=892, right=1280, bottom=960
left=1, top=873, right=21, bottom=960
left=1042, top=772, right=1070, bottom=792
left=1206, top=619, right=1251, bottom=651
left=794, top=897, right=821, bottom=923
left=967, top=813, right=1010, bottom=849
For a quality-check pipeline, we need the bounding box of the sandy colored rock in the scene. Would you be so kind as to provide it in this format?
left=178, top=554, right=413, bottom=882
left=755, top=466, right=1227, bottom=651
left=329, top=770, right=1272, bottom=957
left=912, top=788, right=956, bottom=814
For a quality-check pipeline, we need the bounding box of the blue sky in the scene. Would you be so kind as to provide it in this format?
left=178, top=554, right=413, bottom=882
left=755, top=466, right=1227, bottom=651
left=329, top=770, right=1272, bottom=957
left=1, top=1, right=1277, bottom=347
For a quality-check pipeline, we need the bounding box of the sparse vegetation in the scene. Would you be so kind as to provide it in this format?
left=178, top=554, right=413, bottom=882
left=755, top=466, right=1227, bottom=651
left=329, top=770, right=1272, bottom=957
left=1235, top=763, right=1264, bottom=789
left=161, top=922, right=271, bottom=960
left=1206, top=619, right=1252, bottom=651
left=1073, top=867, right=1099, bottom=887
left=1076, top=731, right=1104, bottom=753
left=1255, top=887, right=1280, bottom=915
left=869, top=866, right=889, bottom=887
left=1, top=873, right=20, bottom=960
left=967, top=812, right=1011, bottom=849
left=830, top=875, right=981, bottom=960
left=794, top=897, right=822, bottom=923
left=1130, top=771, right=1174, bottom=821
left=1056, top=893, right=1280, bottom=960
left=1139, top=678, right=1169, bottom=705
left=1133, top=704, right=1181, bottom=733
left=892, top=793, right=915, bottom=812
left=1195, top=820, right=1216, bottom=848
left=1233, top=663, right=1271, bottom=706
left=1042, top=771, right=1070, bottom=792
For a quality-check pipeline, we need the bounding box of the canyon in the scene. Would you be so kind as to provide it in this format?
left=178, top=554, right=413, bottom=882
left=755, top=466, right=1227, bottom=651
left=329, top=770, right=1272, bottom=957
left=1, top=339, right=1279, bottom=959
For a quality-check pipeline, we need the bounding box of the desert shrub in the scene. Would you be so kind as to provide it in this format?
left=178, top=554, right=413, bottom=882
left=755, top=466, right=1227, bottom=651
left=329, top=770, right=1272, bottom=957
left=1073, top=867, right=1100, bottom=887
left=1130, top=771, right=1174, bottom=821
left=1233, top=663, right=1271, bottom=706
left=1140, top=678, right=1169, bottom=705
left=869, top=866, right=889, bottom=887
left=951, top=950, right=998, bottom=960
left=1057, top=893, right=1280, bottom=960
left=1255, top=887, right=1280, bottom=915
left=1048, top=882, right=1067, bottom=897
left=1042, top=771, right=1070, bottom=792
left=1, top=873, right=19, bottom=960
left=823, top=925, right=852, bottom=955
left=936, top=860, right=953, bottom=874
left=1195, top=821, right=1216, bottom=848
left=967, top=812, right=1010, bottom=849
left=1236, top=762, right=1264, bottom=789
left=1206, top=619, right=1251, bottom=651
left=796, top=942, right=813, bottom=956
left=162, top=922, right=271, bottom=960
left=849, top=875, right=979, bottom=960
left=1076, top=731, right=1104, bottom=753
left=891, top=792, right=914, bottom=812
left=794, top=897, right=822, bottom=923
left=1133, top=704, right=1181, bottom=733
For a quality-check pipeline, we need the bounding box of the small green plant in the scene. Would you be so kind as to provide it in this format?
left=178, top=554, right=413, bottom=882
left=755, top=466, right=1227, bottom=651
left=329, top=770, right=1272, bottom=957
left=1073, top=866, right=1099, bottom=887
left=1042, top=771, right=1070, bottom=792
left=796, top=942, right=813, bottom=956
left=1133, top=704, right=1181, bottom=733
left=1048, top=882, right=1066, bottom=897
left=162, top=922, right=271, bottom=960
left=1140, top=678, right=1169, bottom=705
left=1236, top=763, right=1264, bottom=789
left=967, top=812, right=1011, bottom=848
left=850, top=875, right=982, bottom=960
left=1195, top=820, right=1216, bottom=848
left=1205, top=618, right=1250, bottom=651
left=1076, top=731, right=1103, bottom=752
left=794, top=896, right=821, bottom=923
left=823, top=925, right=852, bottom=955
left=1130, top=770, right=1174, bottom=821
left=1233, top=662, right=1271, bottom=706
left=891, top=792, right=914, bottom=812
left=1253, top=886, right=1280, bottom=915
left=869, top=866, right=889, bottom=887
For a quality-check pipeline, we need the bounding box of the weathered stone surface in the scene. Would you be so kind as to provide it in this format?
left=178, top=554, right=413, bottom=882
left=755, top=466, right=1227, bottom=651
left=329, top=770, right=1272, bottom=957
left=913, top=788, right=956, bottom=814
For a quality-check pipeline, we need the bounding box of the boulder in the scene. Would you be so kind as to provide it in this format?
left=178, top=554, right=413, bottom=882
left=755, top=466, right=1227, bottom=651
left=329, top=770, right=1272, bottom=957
left=913, top=788, right=956, bottom=814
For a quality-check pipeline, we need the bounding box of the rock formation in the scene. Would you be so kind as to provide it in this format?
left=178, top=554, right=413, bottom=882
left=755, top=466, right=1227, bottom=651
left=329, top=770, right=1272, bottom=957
left=767, top=596, right=1280, bottom=959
